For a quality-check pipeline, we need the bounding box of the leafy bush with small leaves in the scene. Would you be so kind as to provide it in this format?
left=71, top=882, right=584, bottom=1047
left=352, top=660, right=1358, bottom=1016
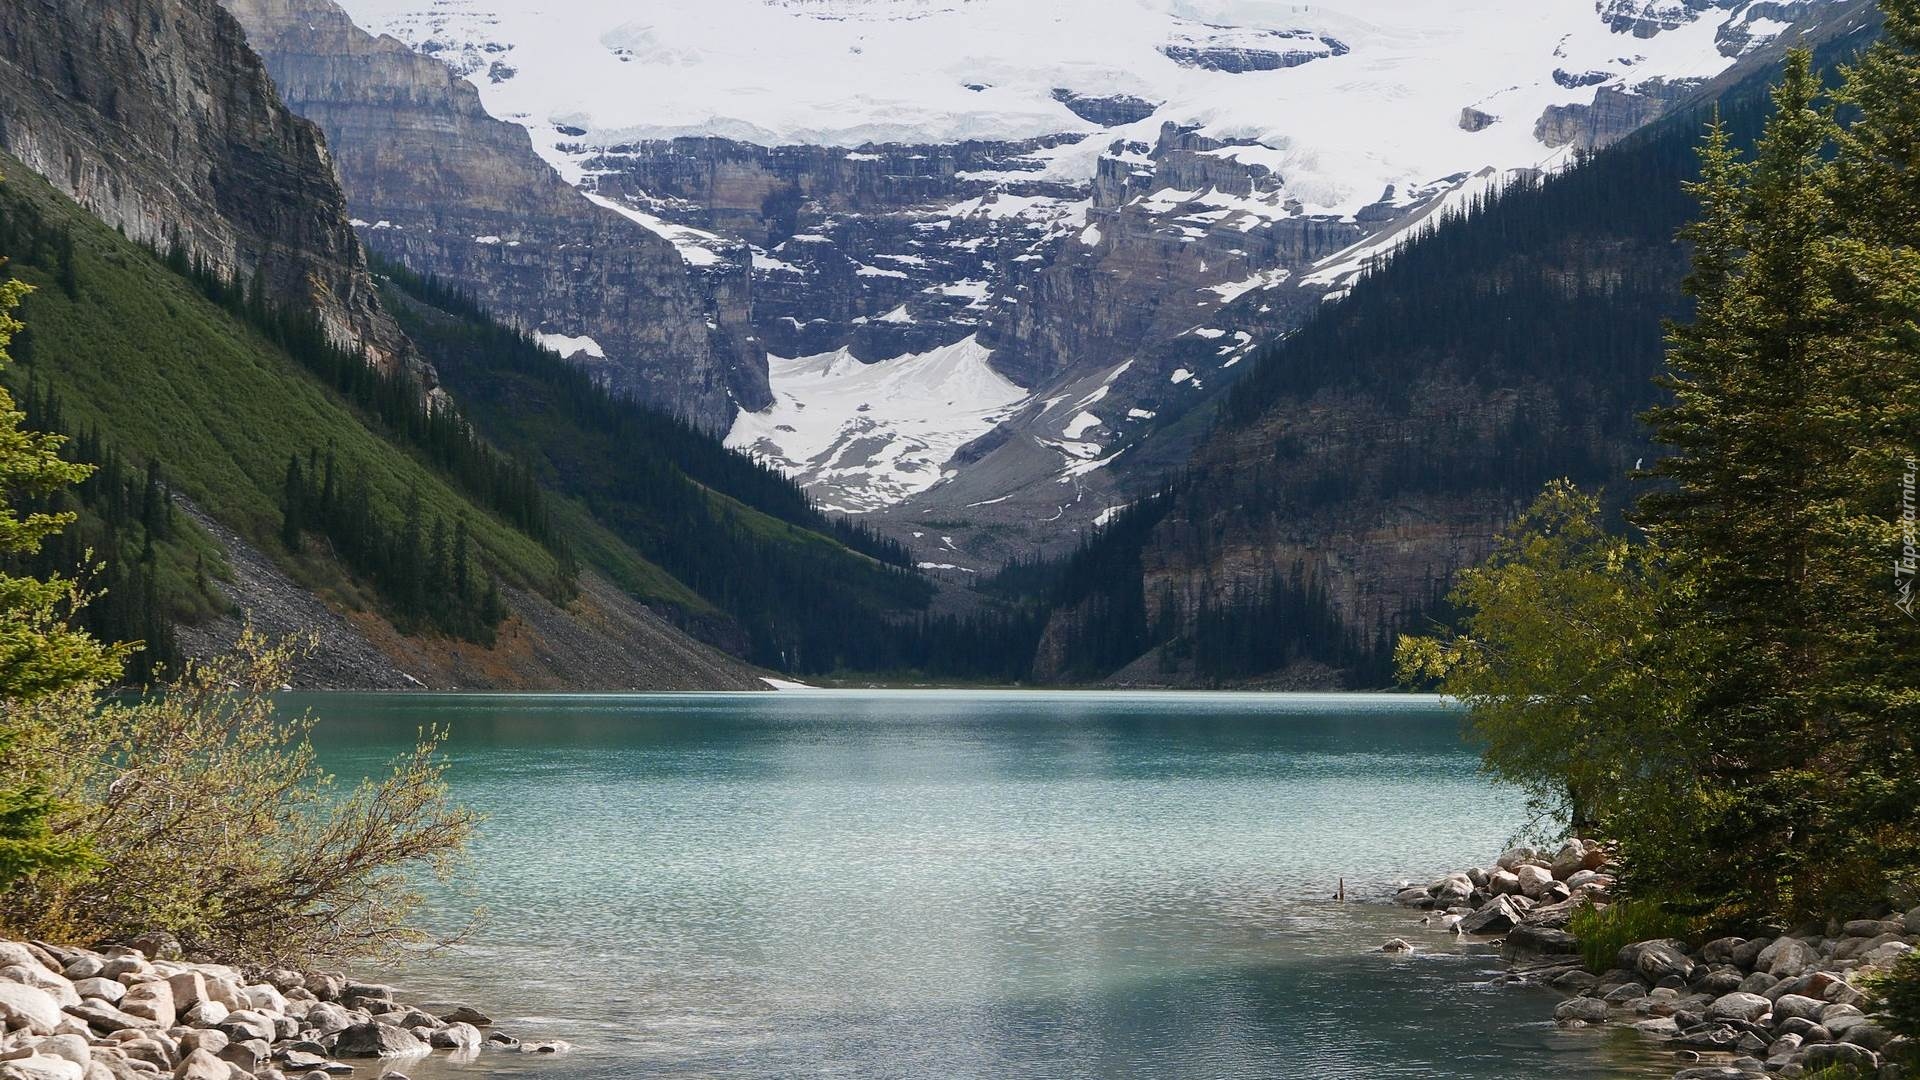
left=0, top=632, right=477, bottom=966
left=1568, top=900, right=1692, bottom=975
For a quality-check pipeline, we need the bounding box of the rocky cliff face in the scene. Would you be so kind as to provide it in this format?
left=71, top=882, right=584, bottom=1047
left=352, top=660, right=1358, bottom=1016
left=221, top=0, right=767, bottom=427
left=0, top=0, right=410, bottom=371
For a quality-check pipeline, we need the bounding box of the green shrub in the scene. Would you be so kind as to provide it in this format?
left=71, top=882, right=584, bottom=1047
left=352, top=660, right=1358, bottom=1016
left=1870, top=948, right=1920, bottom=1043
left=0, top=632, right=477, bottom=966
left=1568, top=899, right=1692, bottom=974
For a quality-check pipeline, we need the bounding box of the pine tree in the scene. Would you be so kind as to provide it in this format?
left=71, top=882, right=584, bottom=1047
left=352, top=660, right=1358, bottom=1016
left=0, top=173, right=126, bottom=886
left=281, top=454, right=306, bottom=551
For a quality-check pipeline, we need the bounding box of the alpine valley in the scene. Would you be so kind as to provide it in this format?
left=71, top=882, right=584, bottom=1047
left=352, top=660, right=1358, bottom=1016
left=0, top=0, right=1884, bottom=688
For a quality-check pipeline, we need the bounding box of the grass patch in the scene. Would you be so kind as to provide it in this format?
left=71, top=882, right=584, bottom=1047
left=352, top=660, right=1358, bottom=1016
left=1568, top=899, right=1691, bottom=974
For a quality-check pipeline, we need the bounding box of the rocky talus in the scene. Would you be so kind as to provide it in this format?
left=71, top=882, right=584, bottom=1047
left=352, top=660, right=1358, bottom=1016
left=1392, top=840, right=1919, bottom=1080
left=221, top=0, right=765, bottom=428
left=0, top=0, right=411, bottom=373
left=0, top=937, right=561, bottom=1080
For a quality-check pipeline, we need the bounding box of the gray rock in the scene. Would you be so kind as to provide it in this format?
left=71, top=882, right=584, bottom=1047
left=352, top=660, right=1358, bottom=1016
left=174, top=1031, right=226, bottom=1059
left=1602, top=983, right=1647, bottom=1004
left=212, top=1011, right=272, bottom=1044
left=435, top=1006, right=491, bottom=1028
left=1737, top=971, right=1778, bottom=995
left=1393, top=888, right=1435, bottom=909
left=61, top=1002, right=151, bottom=1034
left=1776, top=1016, right=1830, bottom=1042
left=177, top=1002, right=226, bottom=1030
left=170, top=1049, right=225, bottom=1080
left=1551, top=970, right=1599, bottom=993
left=1514, top=864, right=1554, bottom=900
left=57, top=960, right=102, bottom=984
left=331, top=1022, right=426, bottom=1058
left=1507, top=924, right=1579, bottom=955
left=1842, top=1022, right=1893, bottom=1052
left=484, top=1032, right=519, bottom=1049
left=1554, top=997, right=1610, bottom=1025
left=1458, top=896, right=1524, bottom=935
left=214, top=1038, right=267, bottom=1072
left=1691, top=967, right=1745, bottom=995
left=1495, top=846, right=1539, bottom=871
left=301, top=1004, right=355, bottom=1038
left=32, top=1036, right=89, bottom=1069
left=1381, top=939, right=1413, bottom=953
left=518, top=1041, right=570, bottom=1054
left=1700, top=937, right=1749, bottom=966
left=1705, top=992, right=1772, bottom=1023
left=1430, top=874, right=1474, bottom=905
left=1772, top=993, right=1828, bottom=1023
left=1731, top=938, right=1773, bottom=971
left=1757, top=936, right=1817, bottom=978
left=1486, top=869, right=1521, bottom=896
left=1670, top=1070, right=1762, bottom=1080
left=1620, top=939, right=1694, bottom=983
left=1800, top=1042, right=1878, bottom=1071
left=428, top=1023, right=480, bottom=1052
left=1906, top=905, right=1920, bottom=935
left=1632, top=1016, right=1680, bottom=1037
left=117, top=984, right=173, bottom=1031
left=66, top=982, right=121, bottom=1008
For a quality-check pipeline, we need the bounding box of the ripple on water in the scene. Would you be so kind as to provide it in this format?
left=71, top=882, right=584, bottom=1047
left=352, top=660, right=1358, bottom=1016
left=296, top=691, right=1674, bottom=1080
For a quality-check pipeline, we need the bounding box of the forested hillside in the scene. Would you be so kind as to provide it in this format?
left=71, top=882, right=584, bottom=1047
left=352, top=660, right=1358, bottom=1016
left=987, top=18, right=1883, bottom=687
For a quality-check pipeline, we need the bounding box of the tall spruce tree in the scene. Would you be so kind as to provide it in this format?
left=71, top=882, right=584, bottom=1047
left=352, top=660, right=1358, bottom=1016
left=0, top=175, right=126, bottom=886
left=1634, top=51, right=1866, bottom=918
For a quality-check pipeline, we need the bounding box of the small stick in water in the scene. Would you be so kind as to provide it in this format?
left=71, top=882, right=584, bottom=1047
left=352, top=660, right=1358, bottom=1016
left=1337, top=877, right=1346, bottom=903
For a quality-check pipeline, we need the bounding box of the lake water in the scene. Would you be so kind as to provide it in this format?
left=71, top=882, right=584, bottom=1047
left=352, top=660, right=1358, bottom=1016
left=295, top=690, right=1672, bottom=1080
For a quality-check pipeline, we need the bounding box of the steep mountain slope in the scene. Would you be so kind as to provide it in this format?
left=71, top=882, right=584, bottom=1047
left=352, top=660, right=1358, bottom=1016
left=220, top=0, right=769, bottom=429
left=0, top=0, right=925, bottom=688
left=329, top=0, right=1854, bottom=553
left=0, top=0, right=413, bottom=374
left=0, top=152, right=763, bottom=690
left=1012, top=5, right=1883, bottom=687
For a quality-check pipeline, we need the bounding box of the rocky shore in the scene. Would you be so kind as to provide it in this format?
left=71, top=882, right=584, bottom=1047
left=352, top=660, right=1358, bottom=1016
left=0, top=937, right=561, bottom=1080
left=1391, top=840, right=1918, bottom=1079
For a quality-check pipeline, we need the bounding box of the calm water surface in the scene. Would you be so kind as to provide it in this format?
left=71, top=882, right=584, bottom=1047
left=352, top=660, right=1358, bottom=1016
left=294, top=690, right=1670, bottom=1079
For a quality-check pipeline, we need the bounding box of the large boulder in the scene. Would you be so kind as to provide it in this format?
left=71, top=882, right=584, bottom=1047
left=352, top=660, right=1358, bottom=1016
left=1507, top=924, right=1579, bottom=954
left=1800, top=1042, right=1878, bottom=1072
left=0, top=1056, right=82, bottom=1080
left=1756, top=936, right=1817, bottom=978
left=1430, top=874, right=1474, bottom=906
left=1619, top=939, right=1695, bottom=983
left=117, top=982, right=173, bottom=1031
left=1549, top=839, right=1605, bottom=880
left=1458, top=896, right=1524, bottom=935
left=1704, top=992, right=1772, bottom=1022
left=170, top=1049, right=226, bottom=1080
left=332, top=1021, right=428, bottom=1058
left=0, top=983, right=63, bottom=1035
left=429, top=1022, right=482, bottom=1052
left=1486, top=869, right=1521, bottom=896
left=1905, top=905, right=1920, bottom=935
left=1514, top=864, right=1554, bottom=900
left=1771, top=994, right=1828, bottom=1023
left=1496, top=846, right=1539, bottom=871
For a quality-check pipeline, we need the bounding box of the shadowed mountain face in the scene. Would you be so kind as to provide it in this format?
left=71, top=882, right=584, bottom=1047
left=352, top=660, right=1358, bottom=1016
left=220, top=0, right=769, bottom=431
left=0, top=0, right=414, bottom=375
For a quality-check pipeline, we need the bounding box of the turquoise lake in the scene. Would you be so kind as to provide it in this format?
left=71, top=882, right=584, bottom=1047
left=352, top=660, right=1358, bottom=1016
left=294, top=690, right=1671, bottom=1079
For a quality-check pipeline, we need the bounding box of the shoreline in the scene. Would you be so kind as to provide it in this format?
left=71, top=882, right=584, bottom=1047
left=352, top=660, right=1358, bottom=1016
left=0, top=938, right=548, bottom=1080
left=1381, top=842, right=1918, bottom=1079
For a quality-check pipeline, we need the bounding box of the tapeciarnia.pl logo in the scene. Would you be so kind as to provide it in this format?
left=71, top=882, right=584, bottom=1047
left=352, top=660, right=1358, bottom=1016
left=1899, top=456, right=1918, bottom=618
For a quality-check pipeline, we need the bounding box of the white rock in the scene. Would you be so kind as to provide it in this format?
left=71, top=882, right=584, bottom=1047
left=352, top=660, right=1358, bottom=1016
left=0, top=971, right=73, bottom=1010
left=65, top=982, right=119, bottom=1008
left=0, top=984, right=62, bottom=1036
left=0, top=1055, right=82, bottom=1080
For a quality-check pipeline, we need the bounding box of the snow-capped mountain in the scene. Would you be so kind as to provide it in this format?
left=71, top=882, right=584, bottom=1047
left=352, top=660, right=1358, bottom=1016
left=330, top=0, right=1842, bottom=562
